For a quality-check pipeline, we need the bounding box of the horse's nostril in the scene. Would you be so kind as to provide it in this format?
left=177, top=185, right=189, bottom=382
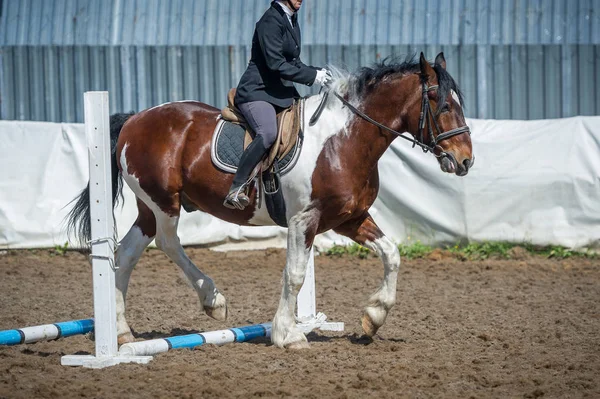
left=463, top=159, right=471, bottom=169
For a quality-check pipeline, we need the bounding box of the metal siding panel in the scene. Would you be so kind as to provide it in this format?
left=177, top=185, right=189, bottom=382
left=58, top=46, right=74, bottom=121
left=566, top=0, right=578, bottom=43
left=593, top=0, right=600, bottom=44
left=156, top=0, right=170, bottom=45
left=476, top=0, right=490, bottom=45
left=400, top=0, right=415, bottom=45
left=388, top=0, right=402, bottom=45
left=43, top=46, right=60, bottom=121
left=198, top=46, right=214, bottom=104
left=491, top=46, right=512, bottom=119
left=462, top=0, right=477, bottom=45
left=458, top=45, right=478, bottom=118
left=597, top=46, right=600, bottom=115
left=510, top=45, right=528, bottom=119
left=73, top=0, right=89, bottom=45
left=579, top=0, right=592, bottom=43
left=1, top=47, right=15, bottom=119
left=132, top=0, right=150, bottom=45
left=97, top=0, right=113, bottom=45
left=120, top=46, right=135, bottom=112
left=183, top=46, right=200, bottom=101
left=135, top=46, right=150, bottom=111
left=0, top=1, right=8, bottom=45
left=502, top=0, right=515, bottom=44
left=29, top=47, right=44, bottom=121
left=28, top=0, right=44, bottom=45
left=89, top=46, right=105, bottom=90
left=561, top=44, right=575, bottom=116
left=514, top=0, right=527, bottom=44
left=543, top=45, right=562, bottom=118
left=110, top=0, right=124, bottom=45
left=167, top=0, right=184, bottom=45
left=539, top=0, right=553, bottom=44
left=74, top=46, right=89, bottom=121
left=527, top=45, right=544, bottom=119
left=552, top=0, right=566, bottom=44
left=167, top=46, right=183, bottom=101
left=413, top=0, right=427, bottom=44
left=204, top=0, right=218, bottom=46
left=476, top=45, right=489, bottom=118
left=527, top=0, right=543, bottom=44
left=152, top=46, right=168, bottom=105
left=577, top=45, right=596, bottom=115
left=106, top=46, right=122, bottom=115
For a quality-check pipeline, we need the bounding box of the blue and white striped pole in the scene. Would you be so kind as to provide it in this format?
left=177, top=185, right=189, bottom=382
left=118, top=322, right=271, bottom=356
left=0, top=319, right=94, bottom=346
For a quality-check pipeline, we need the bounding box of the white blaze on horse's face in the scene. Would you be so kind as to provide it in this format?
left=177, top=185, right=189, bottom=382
left=451, top=90, right=460, bottom=107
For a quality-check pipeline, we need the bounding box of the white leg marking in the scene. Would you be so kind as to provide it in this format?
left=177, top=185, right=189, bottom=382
left=120, top=144, right=226, bottom=321
left=153, top=211, right=227, bottom=321
left=272, top=212, right=316, bottom=348
left=115, top=225, right=154, bottom=341
left=362, top=236, right=400, bottom=335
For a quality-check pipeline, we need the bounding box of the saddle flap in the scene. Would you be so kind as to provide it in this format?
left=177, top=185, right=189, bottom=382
left=219, top=87, right=303, bottom=171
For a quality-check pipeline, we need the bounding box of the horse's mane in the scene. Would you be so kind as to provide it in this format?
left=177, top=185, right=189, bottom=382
left=330, top=55, right=465, bottom=111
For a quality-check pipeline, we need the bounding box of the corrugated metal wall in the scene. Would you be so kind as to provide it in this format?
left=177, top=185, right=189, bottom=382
left=1, top=0, right=599, bottom=122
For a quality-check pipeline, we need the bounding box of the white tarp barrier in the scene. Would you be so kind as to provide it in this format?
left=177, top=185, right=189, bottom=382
left=1, top=116, right=599, bottom=250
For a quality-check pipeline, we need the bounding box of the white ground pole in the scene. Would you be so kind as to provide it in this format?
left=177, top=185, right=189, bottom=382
left=61, top=92, right=152, bottom=368
left=296, top=247, right=344, bottom=333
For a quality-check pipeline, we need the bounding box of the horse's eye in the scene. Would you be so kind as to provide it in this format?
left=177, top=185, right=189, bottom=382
left=440, top=103, right=450, bottom=113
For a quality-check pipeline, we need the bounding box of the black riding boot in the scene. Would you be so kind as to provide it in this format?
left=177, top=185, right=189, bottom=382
left=223, top=138, right=269, bottom=210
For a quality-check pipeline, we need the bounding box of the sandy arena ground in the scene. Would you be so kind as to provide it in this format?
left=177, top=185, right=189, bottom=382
left=0, top=247, right=598, bottom=398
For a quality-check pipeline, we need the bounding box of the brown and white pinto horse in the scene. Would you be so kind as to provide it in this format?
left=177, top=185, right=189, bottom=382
left=67, top=52, right=473, bottom=349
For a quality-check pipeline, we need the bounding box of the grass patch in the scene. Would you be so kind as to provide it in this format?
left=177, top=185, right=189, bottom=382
left=326, top=243, right=371, bottom=259
left=325, top=241, right=597, bottom=260
left=398, top=241, right=433, bottom=259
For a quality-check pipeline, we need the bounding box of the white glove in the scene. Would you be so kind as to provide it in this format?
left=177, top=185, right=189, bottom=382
left=314, top=68, right=332, bottom=87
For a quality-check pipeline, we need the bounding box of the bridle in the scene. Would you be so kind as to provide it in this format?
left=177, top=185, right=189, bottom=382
left=328, top=82, right=471, bottom=158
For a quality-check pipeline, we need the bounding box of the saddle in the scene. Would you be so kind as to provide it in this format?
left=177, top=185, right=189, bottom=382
left=220, top=88, right=303, bottom=172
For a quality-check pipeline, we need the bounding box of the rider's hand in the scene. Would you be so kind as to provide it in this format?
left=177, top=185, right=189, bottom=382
left=314, top=69, right=332, bottom=87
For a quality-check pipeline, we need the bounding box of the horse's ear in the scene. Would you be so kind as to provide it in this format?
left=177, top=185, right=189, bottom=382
left=435, top=52, right=446, bottom=70
left=419, top=52, right=435, bottom=81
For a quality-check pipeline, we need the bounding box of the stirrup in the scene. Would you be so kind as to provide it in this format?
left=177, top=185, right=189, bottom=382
left=223, top=186, right=250, bottom=210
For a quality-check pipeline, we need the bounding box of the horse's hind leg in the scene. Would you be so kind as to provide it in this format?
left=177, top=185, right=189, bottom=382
left=153, top=209, right=228, bottom=321
left=115, top=199, right=155, bottom=344
left=334, top=213, right=400, bottom=337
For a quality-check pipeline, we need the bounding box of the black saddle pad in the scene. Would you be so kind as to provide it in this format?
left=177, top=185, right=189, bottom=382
left=211, top=120, right=302, bottom=175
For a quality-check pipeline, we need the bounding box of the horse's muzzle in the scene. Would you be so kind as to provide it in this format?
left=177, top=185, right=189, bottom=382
left=441, top=153, right=473, bottom=176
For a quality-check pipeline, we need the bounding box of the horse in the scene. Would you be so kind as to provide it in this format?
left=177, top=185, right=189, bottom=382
left=67, top=52, right=473, bottom=349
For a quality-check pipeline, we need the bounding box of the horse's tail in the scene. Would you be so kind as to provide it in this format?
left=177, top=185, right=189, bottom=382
left=66, top=112, right=136, bottom=247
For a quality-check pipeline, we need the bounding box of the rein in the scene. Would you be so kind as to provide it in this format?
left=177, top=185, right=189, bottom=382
left=327, top=83, right=471, bottom=157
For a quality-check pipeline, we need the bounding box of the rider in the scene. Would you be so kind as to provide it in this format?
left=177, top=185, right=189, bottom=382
left=223, top=0, right=332, bottom=210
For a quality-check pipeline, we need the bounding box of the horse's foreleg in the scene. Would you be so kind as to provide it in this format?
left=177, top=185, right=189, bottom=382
left=154, top=210, right=228, bottom=321
left=115, top=201, right=156, bottom=344
left=335, top=213, right=400, bottom=337
left=272, top=211, right=318, bottom=349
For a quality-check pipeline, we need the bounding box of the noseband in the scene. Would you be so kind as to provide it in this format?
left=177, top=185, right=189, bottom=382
left=329, top=82, right=471, bottom=158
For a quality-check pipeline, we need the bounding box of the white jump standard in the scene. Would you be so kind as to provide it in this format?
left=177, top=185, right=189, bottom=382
left=0, top=319, right=94, bottom=346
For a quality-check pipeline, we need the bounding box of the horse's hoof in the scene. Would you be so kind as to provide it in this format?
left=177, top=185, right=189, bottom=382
left=285, top=339, right=310, bottom=350
left=117, top=332, right=135, bottom=345
left=361, top=314, right=379, bottom=337
left=205, top=303, right=228, bottom=321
